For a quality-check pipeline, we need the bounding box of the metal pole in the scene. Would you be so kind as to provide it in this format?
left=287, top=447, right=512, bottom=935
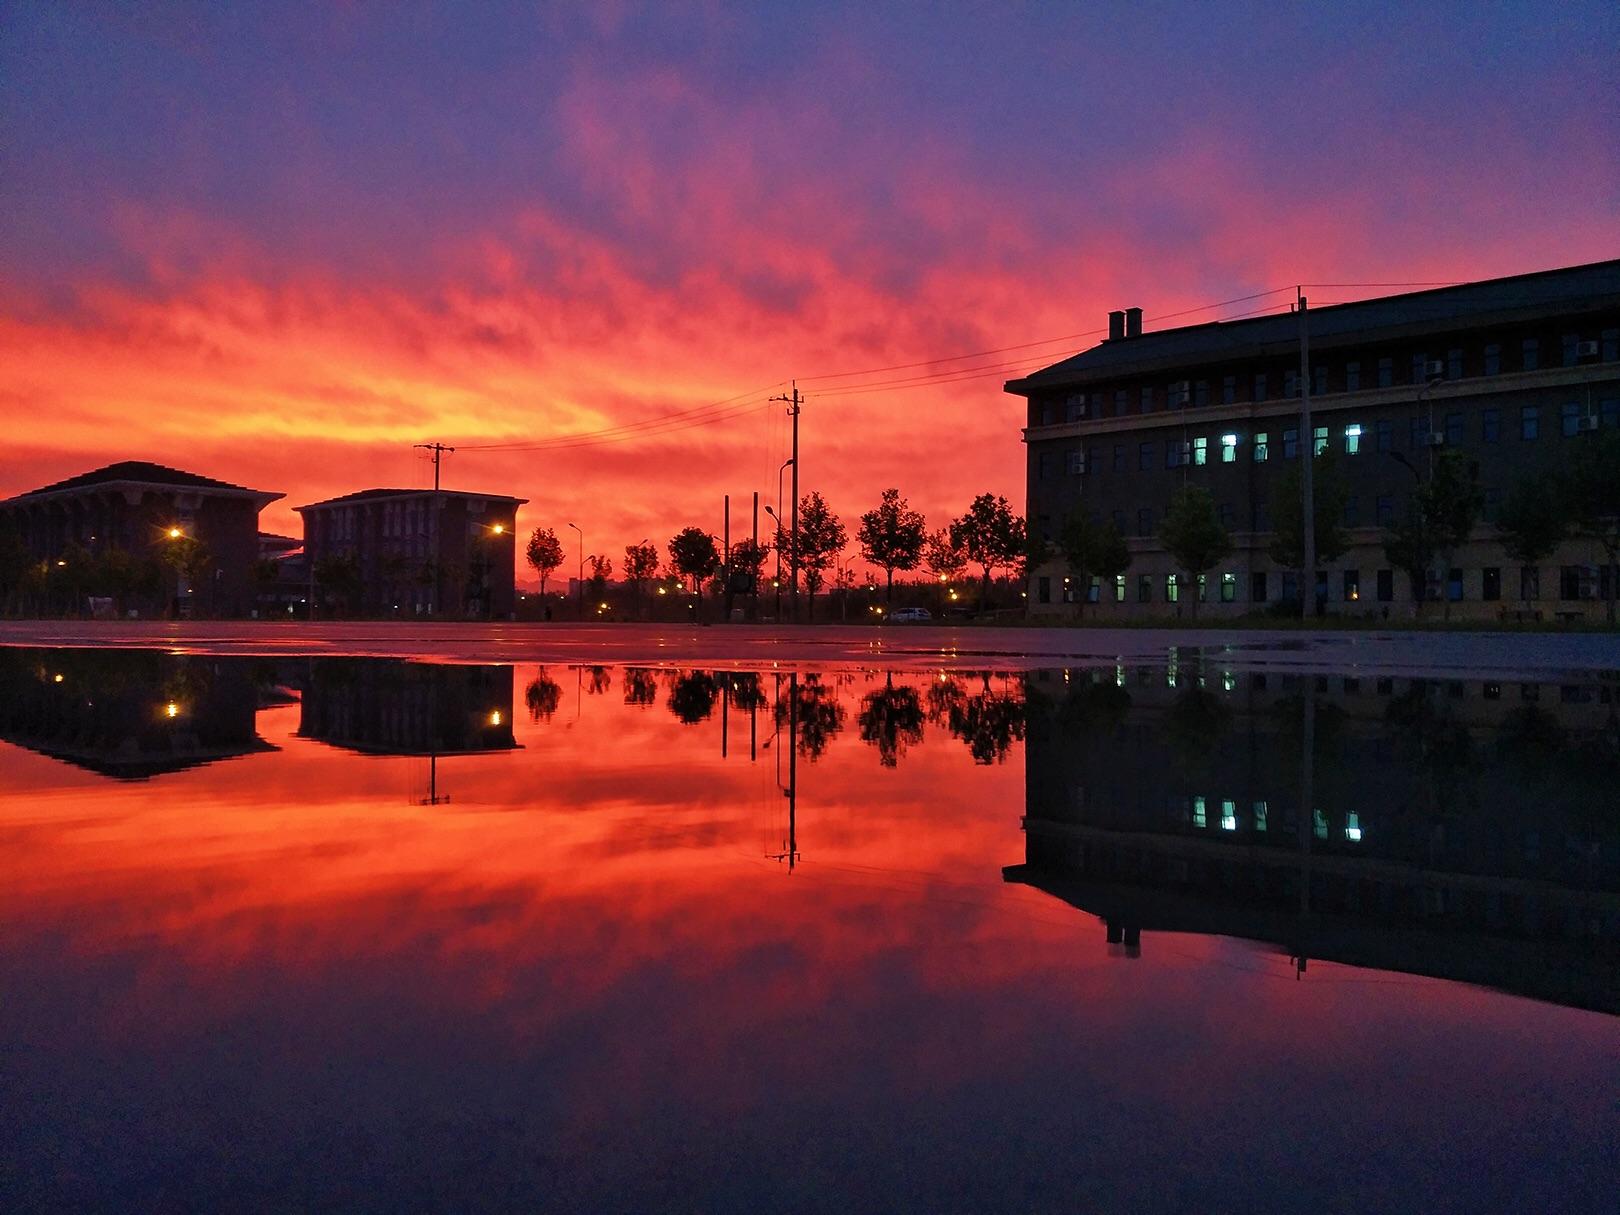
left=724, top=493, right=730, bottom=624
left=568, top=522, right=582, bottom=621
left=751, top=491, right=759, bottom=621
left=1298, top=292, right=1317, bottom=618
left=790, top=384, right=800, bottom=623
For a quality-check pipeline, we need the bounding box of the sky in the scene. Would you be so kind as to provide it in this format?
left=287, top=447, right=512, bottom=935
left=2, top=2, right=1616, bottom=572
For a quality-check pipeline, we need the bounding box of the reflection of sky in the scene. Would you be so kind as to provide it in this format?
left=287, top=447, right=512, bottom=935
left=3, top=5, right=1617, bottom=561
left=0, top=665, right=1615, bottom=1210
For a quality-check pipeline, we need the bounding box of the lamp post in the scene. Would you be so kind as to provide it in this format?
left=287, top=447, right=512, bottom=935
left=765, top=504, right=782, bottom=621
left=567, top=522, right=582, bottom=622
left=776, top=458, right=794, bottom=623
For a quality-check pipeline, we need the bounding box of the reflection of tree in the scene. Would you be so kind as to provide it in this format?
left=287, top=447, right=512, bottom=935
left=1496, top=705, right=1566, bottom=772
left=668, top=671, right=720, bottom=724
left=622, top=668, right=659, bottom=707
left=524, top=668, right=562, bottom=722
left=585, top=665, right=611, bottom=695
left=1163, top=685, right=1230, bottom=783
left=775, top=674, right=846, bottom=760
left=934, top=673, right=1026, bottom=765
left=1057, top=679, right=1132, bottom=735
left=1384, top=683, right=1474, bottom=814
left=857, top=677, right=926, bottom=767
left=727, top=672, right=767, bottom=712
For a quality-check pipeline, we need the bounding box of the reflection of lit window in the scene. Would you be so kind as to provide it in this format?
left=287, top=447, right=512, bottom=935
left=1192, top=796, right=1207, bottom=828
left=488, top=710, right=503, bottom=727
left=1222, top=671, right=1236, bottom=692
left=1253, top=801, right=1268, bottom=831
left=1313, top=809, right=1329, bottom=839
left=1345, top=812, right=1363, bottom=842
left=164, top=702, right=180, bottom=719
left=1221, top=800, right=1237, bottom=831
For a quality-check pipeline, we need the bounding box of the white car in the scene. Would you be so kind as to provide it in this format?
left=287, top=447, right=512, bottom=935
left=886, top=607, right=933, bottom=623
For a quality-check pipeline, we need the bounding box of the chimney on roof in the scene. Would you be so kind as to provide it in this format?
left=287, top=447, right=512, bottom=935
left=1125, top=307, right=1143, bottom=339
left=1108, top=310, right=1125, bottom=341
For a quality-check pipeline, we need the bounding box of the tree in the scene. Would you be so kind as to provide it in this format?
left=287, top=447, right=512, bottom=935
left=950, top=494, right=1026, bottom=609
left=1383, top=505, right=1435, bottom=617
left=1058, top=510, right=1131, bottom=620
left=727, top=538, right=770, bottom=620
left=312, top=553, right=359, bottom=616
left=669, top=527, right=720, bottom=618
left=774, top=492, right=846, bottom=621
left=525, top=527, right=565, bottom=602
left=524, top=669, right=562, bottom=722
left=0, top=517, right=30, bottom=615
left=1422, top=449, right=1483, bottom=623
left=857, top=488, right=927, bottom=601
left=1567, top=429, right=1620, bottom=625
left=160, top=536, right=214, bottom=616
left=1157, top=486, right=1231, bottom=618
left=251, top=556, right=282, bottom=613
left=1496, top=472, right=1566, bottom=613
left=622, top=542, right=659, bottom=617
left=1269, top=450, right=1351, bottom=585
left=586, top=554, right=612, bottom=605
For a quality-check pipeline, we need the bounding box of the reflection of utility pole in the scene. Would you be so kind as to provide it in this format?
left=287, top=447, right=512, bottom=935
left=1292, top=682, right=1315, bottom=978
left=416, top=752, right=451, bottom=805
left=722, top=674, right=729, bottom=759
left=1297, top=292, right=1316, bottom=618
left=768, top=672, right=800, bottom=871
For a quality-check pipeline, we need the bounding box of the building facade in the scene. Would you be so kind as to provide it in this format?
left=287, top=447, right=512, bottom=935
left=296, top=488, right=525, bottom=618
left=0, top=461, right=283, bottom=617
left=1009, top=260, right=1620, bottom=620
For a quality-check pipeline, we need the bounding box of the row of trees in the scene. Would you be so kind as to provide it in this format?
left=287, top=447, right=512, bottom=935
left=521, top=489, right=1030, bottom=620
left=0, top=523, right=214, bottom=617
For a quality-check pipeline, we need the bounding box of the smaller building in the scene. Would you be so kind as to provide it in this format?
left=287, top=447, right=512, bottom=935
left=296, top=488, right=525, bottom=618
left=0, top=460, right=283, bottom=617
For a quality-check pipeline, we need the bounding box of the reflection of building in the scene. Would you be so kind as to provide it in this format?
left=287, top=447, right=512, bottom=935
left=294, top=660, right=518, bottom=755
left=0, top=648, right=276, bottom=778
left=296, top=488, right=525, bottom=618
left=1011, top=260, right=1620, bottom=619
left=1009, top=667, right=1620, bottom=1013
left=0, top=461, right=284, bottom=617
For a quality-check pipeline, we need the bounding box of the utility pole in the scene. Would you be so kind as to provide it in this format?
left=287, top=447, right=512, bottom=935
left=751, top=491, right=759, bottom=622
left=771, top=383, right=802, bottom=622
left=415, top=442, right=454, bottom=616
left=1297, top=292, right=1317, bottom=618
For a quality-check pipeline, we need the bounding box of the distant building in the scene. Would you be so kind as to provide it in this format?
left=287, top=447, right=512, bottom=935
left=0, top=460, right=283, bottom=617
left=295, top=488, right=525, bottom=618
left=1009, top=259, right=1620, bottom=619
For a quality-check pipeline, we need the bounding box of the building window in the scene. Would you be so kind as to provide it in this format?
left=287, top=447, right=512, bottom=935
left=1139, top=441, right=1154, bottom=471
left=1217, top=501, right=1233, bottom=528
left=1522, top=338, right=1539, bottom=371
left=1314, top=365, right=1328, bottom=395
left=1377, top=569, right=1394, bottom=602
left=1169, top=382, right=1189, bottom=409
left=1251, top=571, right=1267, bottom=603
left=1343, top=495, right=1359, bottom=527
left=1039, top=402, right=1056, bottom=426
left=1221, top=375, right=1236, bottom=404
left=1447, top=569, right=1464, bottom=602
left=1563, top=334, right=1580, bottom=367
left=1165, top=574, right=1179, bottom=603
left=1559, top=566, right=1583, bottom=600
left=1411, top=352, right=1430, bottom=383
left=1253, top=373, right=1268, bottom=403
left=1482, top=567, right=1501, bottom=601
left=1377, top=357, right=1393, bottom=388
left=1038, top=452, right=1057, bottom=480
left=1562, top=402, right=1582, bottom=437
left=1444, top=413, right=1464, bottom=446
left=1344, top=423, right=1362, bottom=454
left=1283, top=427, right=1299, bottom=459
left=1345, top=361, right=1361, bottom=392
left=1603, top=398, right=1619, bottom=429
left=1254, top=500, right=1270, bottom=532
left=1520, top=565, right=1540, bottom=602
left=1112, top=509, right=1127, bottom=533
left=1066, top=393, right=1088, bottom=422
left=1284, top=368, right=1299, bottom=398
left=1343, top=569, right=1360, bottom=602
left=1447, top=348, right=1463, bottom=379
left=1087, top=576, right=1102, bottom=603
left=1037, top=576, right=1051, bottom=604
left=1604, top=329, right=1620, bottom=361
left=1484, top=343, right=1501, bottom=375
left=1138, top=574, right=1152, bottom=602
left=1114, top=388, right=1127, bottom=415
left=1521, top=405, right=1540, bottom=440
left=1115, top=575, right=1126, bottom=602
left=1195, top=380, right=1210, bottom=407
left=1113, top=444, right=1126, bottom=472
left=1254, top=432, right=1269, bottom=462
left=1482, top=408, right=1500, bottom=442
left=1221, top=572, right=1236, bottom=603
left=1137, top=508, right=1154, bottom=537
left=1221, top=433, right=1238, bottom=462
left=1141, top=386, right=1154, bottom=413
left=1313, top=425, right=1329, bottom=456
left=1067, top=449, right=1086, bottom=475
left=1482, top=487, right=1502, bottom=523
left=1376, top=419, right=1393, bottom=452
left=1166, top=441, right=1184, bottom=469
left=1280, top=571, right=1299, bottom=603
left=1192, top=437, right=1208, bottom=466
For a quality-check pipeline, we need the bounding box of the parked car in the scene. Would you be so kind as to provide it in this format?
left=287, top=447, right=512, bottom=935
left=886, top=607, right=933, bottom=623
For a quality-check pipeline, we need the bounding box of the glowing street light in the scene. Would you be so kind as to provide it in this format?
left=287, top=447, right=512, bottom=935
left=491, top=522, right=506, bottom=535
left=167, top=526, right=183, bottom=539
left=163, top=702, right=181, bottom=719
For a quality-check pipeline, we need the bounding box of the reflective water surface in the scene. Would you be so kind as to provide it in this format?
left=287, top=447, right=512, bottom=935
left=1, top=648, right=1616, bottom=1212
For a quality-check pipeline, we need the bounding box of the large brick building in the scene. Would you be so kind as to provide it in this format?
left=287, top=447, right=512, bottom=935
left=1010, top=259, right=1620, bottom=619
left=296, top=487, right=525, bottom=619
left=0, top=461, right=283, bottom=617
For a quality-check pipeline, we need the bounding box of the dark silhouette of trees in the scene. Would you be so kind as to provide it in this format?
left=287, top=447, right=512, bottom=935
left=623, top=542, right=659, bottom=617
left=726, top=538, right=770, bottom=620
left=669, top=527, right=720, bottom=619
left=586, top=554, right=612, bottom=606
left=524, top=668, right=562, bottom=722
left=525, top=527, right=565, bottom=601
left=312, top=552, right=358, bottom=617
left=585, top=664, right=611, bottom=695
left=1423, top=450, right=1483, bottom=623
left=775, top=674, right=845, bottom=759
left=1496, top=473, right=1566, bottom=612
left=727, top=671, right=767, bottom=711
left=936, top=673, right=1026, bottom=764
left=1058, top=510, right=1131, bottom=619
left=623, top=668, right=659, bottom=705
left=857, top=676, right=926, bottom=767
left=1269, top=450, right=1351, bottom=581
left=857, top=488, right=927, bottom=602
left=1567, top=429, right=1620, bottom=624
left=668, top=670, right=720, bottom=724
left=950, top=494, right=1026, bottom=609
left=1157, top=486, right=1231, bottom=617
left=774, top=492, right=846, bottom=621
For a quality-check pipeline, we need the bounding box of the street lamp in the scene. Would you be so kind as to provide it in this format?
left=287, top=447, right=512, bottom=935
left=777, top=458, right=794, bottom=620
left=567, top=522, right=583, bottom=621
left=764, top=504, right=783, bottom=621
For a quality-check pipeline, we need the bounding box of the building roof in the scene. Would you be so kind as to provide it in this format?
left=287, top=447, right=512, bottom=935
left=1, top=460, right=283, bottom=507
left=296, top=487, right=528, bottom=511
left=1007, top=257, right=1620, bottom=394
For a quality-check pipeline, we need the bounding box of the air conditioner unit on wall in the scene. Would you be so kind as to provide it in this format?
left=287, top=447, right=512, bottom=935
left=1424, top=360, right=1445, bottom=377
left=1577, top=341, right=1599, bottom=359
left=1578, top=415, right=1599, bottom=432
left=1427, top=432, right=1447, bottom=447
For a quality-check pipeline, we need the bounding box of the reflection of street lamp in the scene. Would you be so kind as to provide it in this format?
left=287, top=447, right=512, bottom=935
left=567, top=522, right=582, bottom=621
